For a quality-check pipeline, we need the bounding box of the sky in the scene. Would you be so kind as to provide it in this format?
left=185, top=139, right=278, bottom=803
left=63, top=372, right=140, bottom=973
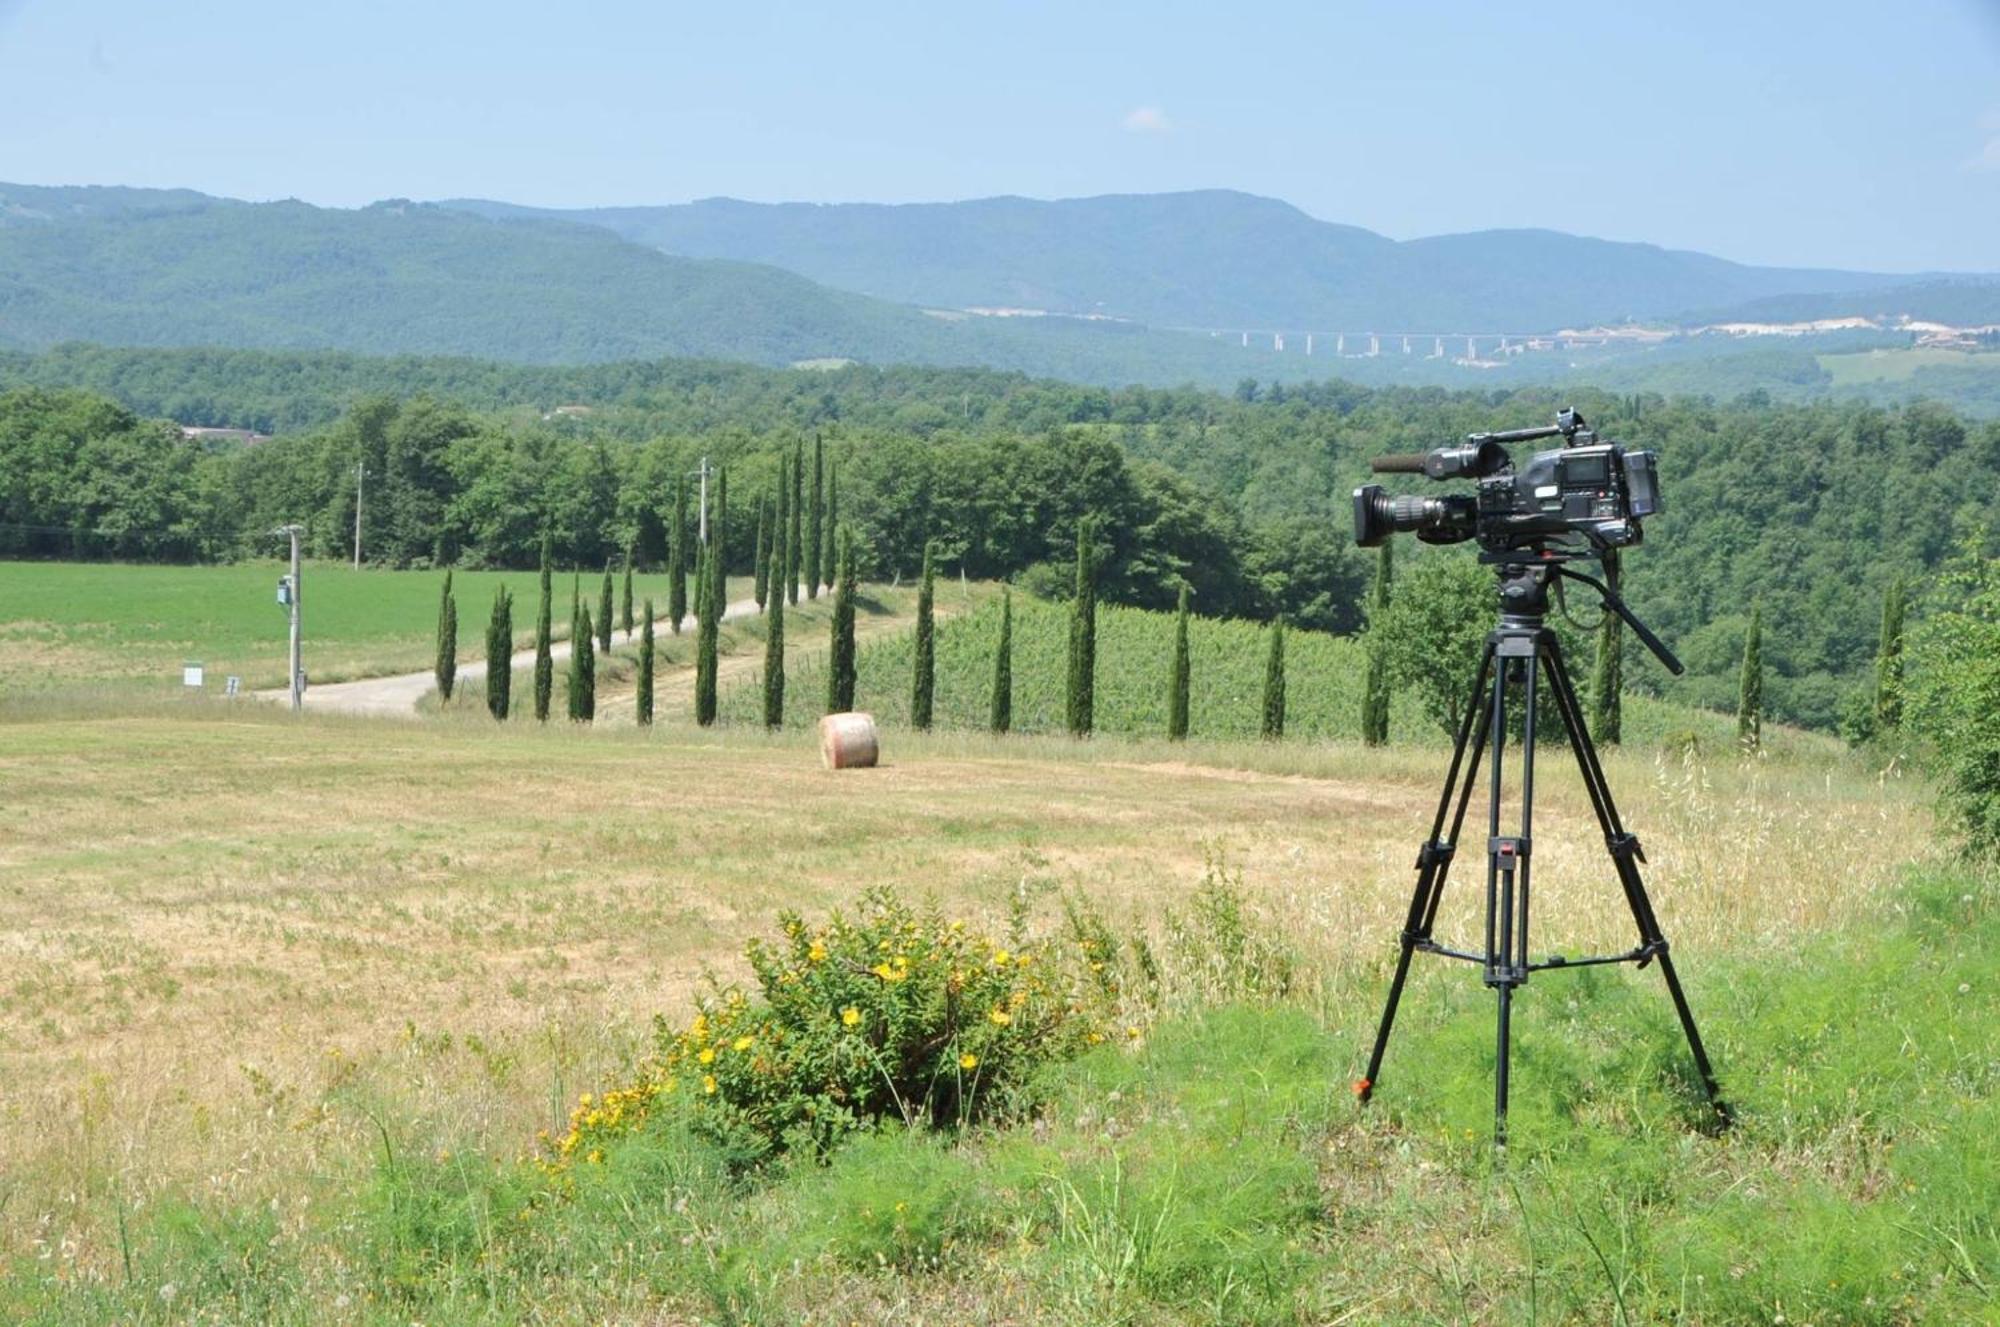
left=1, top=0, right=1997, bottom=273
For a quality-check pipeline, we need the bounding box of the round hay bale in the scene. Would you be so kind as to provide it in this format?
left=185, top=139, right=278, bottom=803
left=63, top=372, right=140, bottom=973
left=819, top=712, right=879, bottom=770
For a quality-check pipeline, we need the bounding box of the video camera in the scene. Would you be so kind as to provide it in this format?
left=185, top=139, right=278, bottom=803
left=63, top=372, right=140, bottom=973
left=1352, top=408, right=1661, bottom=555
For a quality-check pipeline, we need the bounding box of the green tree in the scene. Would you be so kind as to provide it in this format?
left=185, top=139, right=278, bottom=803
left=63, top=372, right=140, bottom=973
left=1738, top=605, right=1764, bottom=750
left=773, top=456, right=791, bottom=608
left=484, top=585, right=512, bottom=719
left=434, top=569, right=458, bottom=702
left=1261, top=620, right=1287, bottom=740
left=1167, top=585, right=1191, bottom=740
left=1906, top=540, right=2000, bottom=851
left=911, top=540, right=937, bottom=730
left=1874, top=576, right=1907, bottom=734
left=669, top=476, right=689, bottom=634
left=533, top=534, right=554, bottom=721
left=620, top=557, right=634, bottom=636
left=1066, top=518, right=1097, bottom=737
left=713, top=466, right=730, bottom=600
left=821, top=458, right=839, bottom=595
left=1590, top=611, right=1623, bottom=747
left=990, top=586, right=1013, bottom=735
left=695, top=548, right=719, bottom=726
left=1371, top=553, right=1491, bottom=735
left=597, top=565, right=614, bottom=652
left=808, top=433, right=824, bottom=599
left=1361, top=541, right=1393, bottom=746
left=568, top=603, right=596, bottom=722
left=828, top=527, right=858, bottom=713
left=753, top=494, right=771, bottom=610
left=637, top=598, right=655, bottom=727
left=763, top=585, right=786, bottom=729
left=788, top=441, right=804, bottom=605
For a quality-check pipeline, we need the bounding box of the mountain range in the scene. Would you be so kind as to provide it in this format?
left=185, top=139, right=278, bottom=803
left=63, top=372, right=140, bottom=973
left=2, top=181, right=1995, bottom=394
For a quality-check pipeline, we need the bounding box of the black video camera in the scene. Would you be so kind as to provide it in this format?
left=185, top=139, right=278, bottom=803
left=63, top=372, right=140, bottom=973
left=1353, top=409, right=1661, bottom=555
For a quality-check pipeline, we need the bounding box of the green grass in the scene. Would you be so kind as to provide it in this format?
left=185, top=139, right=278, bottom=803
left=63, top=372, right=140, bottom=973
left=0, top=559, right=738, bottom=693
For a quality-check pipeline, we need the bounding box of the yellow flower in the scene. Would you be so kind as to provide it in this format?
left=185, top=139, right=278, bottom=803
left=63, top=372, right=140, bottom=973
left=585, top=1149, right=603, bottom=1165
left=698, top=1047, right=716, bottom=1065
left=959, top=1052, right=979, bottom=1070
left=991, top=949, right=1010, bottom=967
left=808, top=942, right=828, bottom=962
left=702, top=1074, right=717, bottom=1094
left=988, top=1008, right=1012, bottom=1026
left=733, top=1035, right=755, bottom=1052
left=872, top=962, right=907, bottom=982
left=841, top=1006, right=862, bottom=1028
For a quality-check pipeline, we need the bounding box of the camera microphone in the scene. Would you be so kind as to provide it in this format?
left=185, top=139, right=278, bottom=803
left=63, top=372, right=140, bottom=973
left=1370, top=454, right=1429, bottom=474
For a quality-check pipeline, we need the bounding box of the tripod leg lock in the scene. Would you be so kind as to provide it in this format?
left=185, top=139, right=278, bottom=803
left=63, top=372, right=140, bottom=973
left=1489, top=836, right=1530, bottom=867
left=1414, top=840, right=1456, bottom=872
left=1608, top=832, right=1647, bottom=865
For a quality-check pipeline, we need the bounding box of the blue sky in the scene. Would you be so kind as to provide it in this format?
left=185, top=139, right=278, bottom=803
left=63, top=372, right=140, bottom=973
left=1, top=0, right=1996, bottom=272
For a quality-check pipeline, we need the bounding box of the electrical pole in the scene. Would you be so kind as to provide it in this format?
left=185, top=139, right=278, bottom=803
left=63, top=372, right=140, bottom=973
left=696, top=455, right=711, bottom=545
left=352, top=463, right=365, bottom=570
left=276, top=524, right=304, bottom=712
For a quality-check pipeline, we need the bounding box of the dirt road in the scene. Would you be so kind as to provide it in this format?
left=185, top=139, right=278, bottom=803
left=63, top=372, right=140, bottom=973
left=257, top=597, right=765, bottom=717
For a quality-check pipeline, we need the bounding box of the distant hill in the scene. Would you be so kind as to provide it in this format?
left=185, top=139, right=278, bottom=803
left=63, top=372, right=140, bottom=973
left=1681, top=278, right=2000, bottom=328
left=441, top=189, right=1931, bottom=331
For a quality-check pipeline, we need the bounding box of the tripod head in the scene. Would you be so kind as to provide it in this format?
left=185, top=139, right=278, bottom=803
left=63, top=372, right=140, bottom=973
left=1486, top=548, right=1684, bottom=676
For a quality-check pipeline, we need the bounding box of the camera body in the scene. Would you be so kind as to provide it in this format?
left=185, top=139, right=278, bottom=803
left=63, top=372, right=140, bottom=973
left=1352, top=410, right=1661, bottom=555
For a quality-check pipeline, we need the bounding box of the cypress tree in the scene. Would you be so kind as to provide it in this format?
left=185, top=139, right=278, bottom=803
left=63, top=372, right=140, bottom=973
left=1065, top=518, right=1097, bottom=737
left=435, top=569, right=458, bottom=702
left=1168, top=585, right=1191, bottom=741
left=989, top=587, right=1013, bottom=735
left=714, top=466, right=730, bottom=609
left=485, top=585, right=512, bottom=719
left=753, top=494, right=771, bottom=611
left=695, top=549, right=720, bottom=726
left=533, top=535, right=554, bottom=721
left=597, top=565, right=614, bottom=652
left=568, top=606, right=595, bottom=722
left=620, top=557, right=634, bottom=637
left=773, top=457, right=791, bottom=607
left=828, top=527, right=858, bottom=712
left=1590, top=611, right=1623, bottom=747
left=1873, top=576, right=1907, bottom=733
left=763, top=583, right=786, bottom=729
left=821, top=459, right=839, bottom=593
left=669, top=476, right=689, bottom=634
left=1261, top=620, right=1287, bottom=740
left=808, top=433, right=824, bottom=599
left=1361, top=541, right=1393, bottom=746
left=637, top=598, right=656, bottom=726
left=787, top=442, right=804, bottom=605
left=912, top=539, right=936, bottom=730
left=1737, top=605, right=1763, bottom=750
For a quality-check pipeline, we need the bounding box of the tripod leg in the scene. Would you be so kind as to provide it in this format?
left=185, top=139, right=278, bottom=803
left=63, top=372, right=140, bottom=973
left=1358, top=642, right=1496, bottom=1106
left=1542, top=638, right=1733, bottom=1128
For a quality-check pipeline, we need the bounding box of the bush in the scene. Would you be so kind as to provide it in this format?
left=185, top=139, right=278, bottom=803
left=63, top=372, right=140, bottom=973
left=552, top=888, right=1112, bottom=1172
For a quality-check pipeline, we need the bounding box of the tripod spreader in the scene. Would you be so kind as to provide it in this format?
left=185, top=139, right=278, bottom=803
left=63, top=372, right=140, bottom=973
left=1354, top=564, right=1730, bottom=1145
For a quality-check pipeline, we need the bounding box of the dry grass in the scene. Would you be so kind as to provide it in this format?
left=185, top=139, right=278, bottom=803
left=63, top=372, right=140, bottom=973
left=0, top=700, right=1932, bottom=1287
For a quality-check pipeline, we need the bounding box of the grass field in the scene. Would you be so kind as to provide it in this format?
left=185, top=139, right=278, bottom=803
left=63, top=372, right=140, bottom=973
left=2, top=694, right=1987, bottom=1323
left=0, top=560, right=740, bottom=694
left=1817, top=345, right=2000, bottom=386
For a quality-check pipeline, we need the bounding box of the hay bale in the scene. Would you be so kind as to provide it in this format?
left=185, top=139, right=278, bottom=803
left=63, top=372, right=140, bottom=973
left=819, top=712, right=879, bottom=769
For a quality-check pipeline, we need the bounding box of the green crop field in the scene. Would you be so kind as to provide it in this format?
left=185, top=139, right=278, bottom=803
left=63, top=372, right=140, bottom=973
left=0, top=560, right=744, bottom=695
left=1818, top=345, right=2000, bottom=386
left=725, top=589, right=1834, bottom=756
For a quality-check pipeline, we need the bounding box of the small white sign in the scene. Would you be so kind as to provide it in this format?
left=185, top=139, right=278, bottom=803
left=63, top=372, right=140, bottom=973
left=224, top=676, right=241, bottom=697
left=183, top=663, right=204, bottom=688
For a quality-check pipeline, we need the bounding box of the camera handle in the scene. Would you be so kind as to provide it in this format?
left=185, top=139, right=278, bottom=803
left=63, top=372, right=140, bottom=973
left=1555, top=564, right=1684, bottom=676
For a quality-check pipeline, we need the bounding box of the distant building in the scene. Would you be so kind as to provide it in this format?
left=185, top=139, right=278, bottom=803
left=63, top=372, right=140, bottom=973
left=178, top=425, right=270, bottom=445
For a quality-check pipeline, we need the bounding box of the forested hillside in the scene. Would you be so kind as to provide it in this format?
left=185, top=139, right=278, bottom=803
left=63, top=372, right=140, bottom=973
left=5, top=354, right=1995, bottom=731
left=444, top=190, right=1917, bottom=331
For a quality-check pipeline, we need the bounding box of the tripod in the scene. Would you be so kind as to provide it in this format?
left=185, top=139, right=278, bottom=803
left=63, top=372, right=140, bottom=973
left=1356, top=558, right=1731, bottom=1144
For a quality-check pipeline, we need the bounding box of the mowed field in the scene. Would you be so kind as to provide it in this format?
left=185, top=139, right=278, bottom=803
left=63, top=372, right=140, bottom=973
left=3, top=694, right=1974, bottom=1319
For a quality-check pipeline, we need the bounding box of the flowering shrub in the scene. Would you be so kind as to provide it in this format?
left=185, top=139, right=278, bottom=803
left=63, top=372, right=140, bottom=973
left=551, top=888, right=1111, bottom=1172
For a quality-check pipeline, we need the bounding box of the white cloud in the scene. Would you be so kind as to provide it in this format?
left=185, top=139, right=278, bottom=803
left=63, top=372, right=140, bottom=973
left=1121, top=106, right=1171, bottom=134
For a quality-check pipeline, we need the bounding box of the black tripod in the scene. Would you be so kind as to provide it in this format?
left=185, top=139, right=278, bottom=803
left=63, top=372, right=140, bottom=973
left=1356, top=557, right=1731, bottom=1144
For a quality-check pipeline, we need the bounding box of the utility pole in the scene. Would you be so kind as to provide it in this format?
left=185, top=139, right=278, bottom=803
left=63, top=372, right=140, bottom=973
left=352, top=463, right=366, bottom=570
left=276, top=524, right=304, bottom=712
left=696, top=455, right=711, bottom=545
